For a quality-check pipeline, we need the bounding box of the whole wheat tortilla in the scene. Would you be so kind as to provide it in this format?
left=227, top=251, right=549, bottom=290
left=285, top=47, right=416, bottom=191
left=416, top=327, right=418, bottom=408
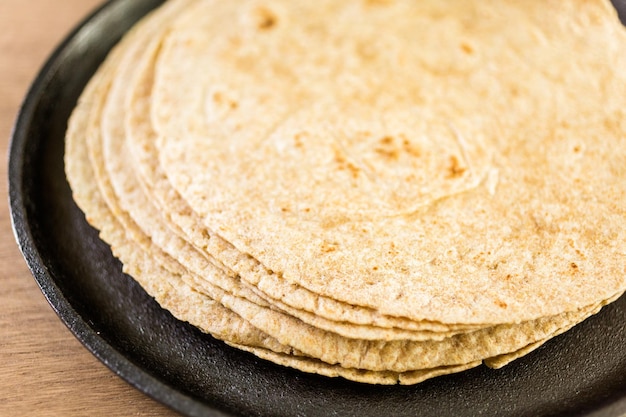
left=153, top=0, right=626, bottom=325
left=76, top=48, right=614, bottom=372
left=107, top=0, right=467, bottom=341
left=64, top=0, right=626, bottom=384
left=83, top=0, right=622, bottom=374
left=62, top=3, right=286, bottom=354
left=120, top=8, right=489, bottom=341
left=64, top=3, right=495, bottom=383
left=123, top=0, right=491, bottom=333
left=65, top=60, right=485, bottom=384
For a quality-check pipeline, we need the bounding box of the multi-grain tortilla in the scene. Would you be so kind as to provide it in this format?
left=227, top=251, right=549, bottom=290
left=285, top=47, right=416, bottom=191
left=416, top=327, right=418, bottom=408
left=64, top=0, right=626, bottom=384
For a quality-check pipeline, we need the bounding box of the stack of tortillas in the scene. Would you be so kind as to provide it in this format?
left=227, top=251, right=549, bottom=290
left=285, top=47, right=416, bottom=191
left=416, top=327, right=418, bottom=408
left=65, top=0, right=626, bottom=384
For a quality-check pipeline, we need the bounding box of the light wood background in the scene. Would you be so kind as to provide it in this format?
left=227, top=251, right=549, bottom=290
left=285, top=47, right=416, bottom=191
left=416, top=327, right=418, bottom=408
left=0, top=1, right=179, bottom=416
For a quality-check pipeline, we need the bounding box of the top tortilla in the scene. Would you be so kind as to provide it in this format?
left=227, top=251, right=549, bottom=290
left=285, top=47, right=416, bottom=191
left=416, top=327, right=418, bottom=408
left=152, top=0, right=626, bottom=324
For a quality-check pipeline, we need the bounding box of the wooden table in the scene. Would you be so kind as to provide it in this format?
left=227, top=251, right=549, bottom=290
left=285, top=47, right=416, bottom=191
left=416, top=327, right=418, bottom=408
left=0, top=1, right=179, bottom=415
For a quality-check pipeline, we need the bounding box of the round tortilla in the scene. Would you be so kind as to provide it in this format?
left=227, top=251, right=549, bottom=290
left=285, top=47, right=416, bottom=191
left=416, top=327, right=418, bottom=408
left=64, top=0, right=626, bottom=384
left=90, top=8, right=618, bottom=373
left=121, top=9, right=489, bottom=340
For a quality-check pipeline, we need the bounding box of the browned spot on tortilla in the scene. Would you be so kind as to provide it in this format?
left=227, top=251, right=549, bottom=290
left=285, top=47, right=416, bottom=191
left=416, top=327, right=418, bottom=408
left=402, top=137, right=422, bottom=158
left=321, top=241, right=339, bottom=253
left=460, top=42, right=474, bottom=55
left=294, top=133, right=304, bottom=148
left=374, top=136, right=400, bottom=159
left=374, top=147, right=399, bottom=160
left=346, top=162, right=361, bottom=178
left=256, top=7, right=277, bottom=30
left=446, top=155, right=466, bottom=178
left=334, top=147, right=347, bottom=165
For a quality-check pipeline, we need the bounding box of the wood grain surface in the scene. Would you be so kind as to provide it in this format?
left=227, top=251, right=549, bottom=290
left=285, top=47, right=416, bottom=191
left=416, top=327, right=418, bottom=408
left=0, top=1, right=179, bottom=416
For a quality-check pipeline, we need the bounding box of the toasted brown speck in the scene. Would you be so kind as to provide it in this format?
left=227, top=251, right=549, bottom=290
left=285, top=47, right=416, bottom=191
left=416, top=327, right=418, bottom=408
left=460, top=42, right=474, bottom=55
left=321, top=241, right=339, bottom=253
left=374, top=147, right=399, bottom=160
left=334, top=147, right=347, bottom=165
left=256, top=7, right=277, bottom=30
left=446, top=155, right=467, bottom=178
left=402, top=139, right=421, bottom=158
left=294, top=133, right=304, bottom=148
left=346, top=162, right=361, bottom=178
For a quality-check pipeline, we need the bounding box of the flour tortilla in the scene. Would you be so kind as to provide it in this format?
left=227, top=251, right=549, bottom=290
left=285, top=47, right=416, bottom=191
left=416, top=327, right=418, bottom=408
left=153, top=0, right=626, bottom=325
left=64, top=4, right=494, bottom=383
left=71, top=50, right=613, bottom=372
left=109, top=0, right=469, bottom=341
left=65, top=68, right=482, bottom=384
left=231, top=343, right=482, bottom=386
left=101, top=39, right=618, bottom=373
left=121, top=10, right=489, bottom=341
left=64, top=0, right=626, bottom=383
left=62, top=4, right=286, bottom=355
left=131, top=77, right=479, bottom=335
left=85, top=0, right=619, bottom=373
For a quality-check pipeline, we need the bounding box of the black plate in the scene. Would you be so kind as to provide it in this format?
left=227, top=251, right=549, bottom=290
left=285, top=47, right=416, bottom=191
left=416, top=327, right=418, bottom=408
left=9, top=1, right=626, bottom=416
